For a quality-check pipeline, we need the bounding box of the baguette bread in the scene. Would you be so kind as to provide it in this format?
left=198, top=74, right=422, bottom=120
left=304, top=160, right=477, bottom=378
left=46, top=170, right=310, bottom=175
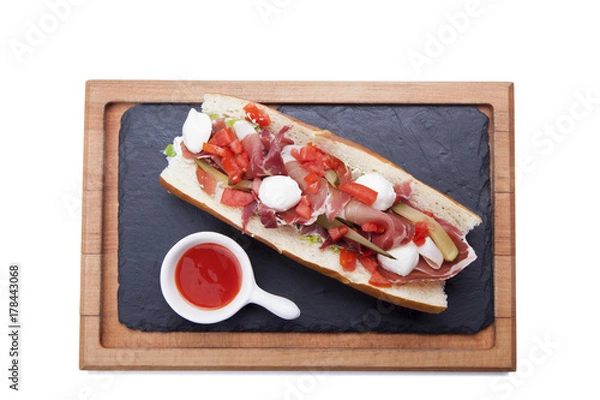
left=159, top=94, right=482, bottom=313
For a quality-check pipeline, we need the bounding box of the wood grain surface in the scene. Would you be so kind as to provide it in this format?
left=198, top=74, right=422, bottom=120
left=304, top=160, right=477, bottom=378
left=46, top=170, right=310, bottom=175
left=80, top=81, right=515, bottom=371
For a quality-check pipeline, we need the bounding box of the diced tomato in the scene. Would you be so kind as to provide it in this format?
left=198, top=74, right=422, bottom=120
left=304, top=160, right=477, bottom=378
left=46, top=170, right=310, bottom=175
left=229, top=138, right=244, bottom=155
left=195, top=165, right=217, bottom=196
left=209, top=128, right=235, bottom=147
left=339, top=248, right=357, bottom=272
left=327, top=225, right=348, bottom=242
left=304, top=180, right=321, bottom=195
left=220, top=188, right=255, bottom=207
left=303, top=161, right=326, bottom=177
left=361, top=222, right=385, bottom=233
left=294, top=195, right=312, bottom=220
left=296, top=143, right=319, bottom=162
left=358, top=255, right=379, bottom=274
left=303, top=172, right=320, bottom=185
left=221, top=156, right=243, bottom=184
left=303, top=172, right=322, bottom=194
left=368, top=268, right=392, bottom=288
left=234, top=151, right=250, bottom=170
left=338, top=181, right=378, bottom=206
left=243, top=102, right=271, bottom=127
left=202, top=142, right=233, bottom=158
left=292, top=143, right=339, bottom=177
left=303, top=173, right=321, bottom=194
left=413, top=220, right=429, bottom=246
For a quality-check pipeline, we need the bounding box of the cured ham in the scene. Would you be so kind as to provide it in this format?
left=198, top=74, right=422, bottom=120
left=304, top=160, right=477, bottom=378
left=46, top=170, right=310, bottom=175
left=241, top=126, right=291, bottom=179
left=257, top=202, right=278, bottom=228
left=262, top=126, right=291, bottom=176
left=241, top=134, right=266, bottom=178
left=394, top=181, right=414, bottom=201
left=341, top=199, right=414, bottom=251
left=241, top=201, right=258, bottom=232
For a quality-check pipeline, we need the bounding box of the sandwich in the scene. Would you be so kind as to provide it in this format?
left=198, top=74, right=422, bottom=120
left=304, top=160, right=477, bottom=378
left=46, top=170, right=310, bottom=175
left=159, top=94, right=482, bottom=313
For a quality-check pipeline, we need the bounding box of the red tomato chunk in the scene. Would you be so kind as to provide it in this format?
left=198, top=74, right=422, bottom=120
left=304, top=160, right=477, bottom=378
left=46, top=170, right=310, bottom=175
left=413, top=221, right=430, bottom=246
left=220, top=188, right=255, bottom=207
left=209, top=128, right=235, bottom=147
left=327, top=225, right=348, bottom=242
left=243, top=102, right=271, bottom=127
left=339, top=248, right=357, bottom=272
left=338, top=181, right=378, bottom=206
left=196, top=166, right=217, bottom=196
left=295, top=195, right=312, bottom=220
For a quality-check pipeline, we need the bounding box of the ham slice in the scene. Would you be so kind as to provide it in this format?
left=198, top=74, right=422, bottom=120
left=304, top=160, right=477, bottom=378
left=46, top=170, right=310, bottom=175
left=341, top=199, right=414, bottom=250
left=241, top=126, right=291, bottom=178
left=394, top=181, right=414, bottom=201
left=241, top=201, right=258, bottom=232
left=262, top=125, right=290, bottom=176
left=257, top=202, right=278, bottom=228
left=241, top=133, right=266, bottom=178
left=325, top=186, right=351, bottom=221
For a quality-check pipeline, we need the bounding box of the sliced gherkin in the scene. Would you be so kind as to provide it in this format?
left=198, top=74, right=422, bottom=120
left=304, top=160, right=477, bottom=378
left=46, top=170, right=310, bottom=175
left=391, top=203, right=459, bottom=262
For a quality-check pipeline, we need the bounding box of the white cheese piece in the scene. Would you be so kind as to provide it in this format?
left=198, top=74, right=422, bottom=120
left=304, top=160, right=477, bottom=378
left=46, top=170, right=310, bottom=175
left=182, top=108, right=212, bottom=153
left=355, top=172, right=396, bottom=211
left=416, top=237, right=444, bottom=269
left=377, top=242, right=420, bottom=276
left=232, top=120, right=257, bottom=140
left=258, top=176, right=302, bottom=212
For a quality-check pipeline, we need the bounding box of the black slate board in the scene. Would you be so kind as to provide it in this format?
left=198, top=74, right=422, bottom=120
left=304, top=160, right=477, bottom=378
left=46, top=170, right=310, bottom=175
left=117, top=103, right=493, bottom=334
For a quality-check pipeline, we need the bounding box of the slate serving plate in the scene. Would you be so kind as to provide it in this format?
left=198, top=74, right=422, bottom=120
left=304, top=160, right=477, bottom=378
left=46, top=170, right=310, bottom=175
left=117, top=102, right=493, bottom=334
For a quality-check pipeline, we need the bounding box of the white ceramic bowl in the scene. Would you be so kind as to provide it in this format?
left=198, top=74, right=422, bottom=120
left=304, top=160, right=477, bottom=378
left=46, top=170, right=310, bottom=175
left=160, top=231, right=300, bottom=324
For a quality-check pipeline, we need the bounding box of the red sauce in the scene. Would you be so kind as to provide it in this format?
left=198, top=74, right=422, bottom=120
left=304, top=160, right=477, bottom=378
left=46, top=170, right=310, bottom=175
left=175, top=243, right=242, bottom=309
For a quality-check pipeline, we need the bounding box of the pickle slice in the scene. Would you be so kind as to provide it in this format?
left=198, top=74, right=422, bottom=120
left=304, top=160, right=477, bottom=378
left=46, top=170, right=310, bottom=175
left=194, top=159, right=252, bottom=190
left=323, top=169, right=339, bottom=187
left=391, top=203, right=459, bottom=262
left=316, top=215, right=395, bottom=259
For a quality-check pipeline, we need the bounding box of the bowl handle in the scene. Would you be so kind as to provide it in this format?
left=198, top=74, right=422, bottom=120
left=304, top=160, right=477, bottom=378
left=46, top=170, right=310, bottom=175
left=249, top=287, right=300, bottom=320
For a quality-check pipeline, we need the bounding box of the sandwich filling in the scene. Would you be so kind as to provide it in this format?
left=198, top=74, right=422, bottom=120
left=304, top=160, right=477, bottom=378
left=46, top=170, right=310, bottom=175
left=164, top=104, right=477, bottom=288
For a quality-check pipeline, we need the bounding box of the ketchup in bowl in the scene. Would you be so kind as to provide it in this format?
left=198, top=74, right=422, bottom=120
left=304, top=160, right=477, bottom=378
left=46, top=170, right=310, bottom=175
left=161, top=231, right=300, bottom=324
left=175, top=243, right=242, bottom=309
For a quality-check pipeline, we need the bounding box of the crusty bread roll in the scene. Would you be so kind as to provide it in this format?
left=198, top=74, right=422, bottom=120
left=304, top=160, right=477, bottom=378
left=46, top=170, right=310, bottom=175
left=159, top=94, right=482, bottom=313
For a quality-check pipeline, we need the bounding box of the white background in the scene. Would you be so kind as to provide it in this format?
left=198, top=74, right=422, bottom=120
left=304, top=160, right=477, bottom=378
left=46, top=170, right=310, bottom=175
left=1, top=0, right=598, bottom=399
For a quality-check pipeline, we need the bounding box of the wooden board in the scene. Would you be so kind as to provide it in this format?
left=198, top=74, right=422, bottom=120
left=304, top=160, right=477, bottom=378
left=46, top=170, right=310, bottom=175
left=80, top=80, right=515, bottom=371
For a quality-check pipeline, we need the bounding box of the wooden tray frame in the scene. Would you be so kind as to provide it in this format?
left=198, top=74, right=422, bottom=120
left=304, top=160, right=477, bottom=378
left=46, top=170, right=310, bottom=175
left=80, top=80, right=515, bottom=371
